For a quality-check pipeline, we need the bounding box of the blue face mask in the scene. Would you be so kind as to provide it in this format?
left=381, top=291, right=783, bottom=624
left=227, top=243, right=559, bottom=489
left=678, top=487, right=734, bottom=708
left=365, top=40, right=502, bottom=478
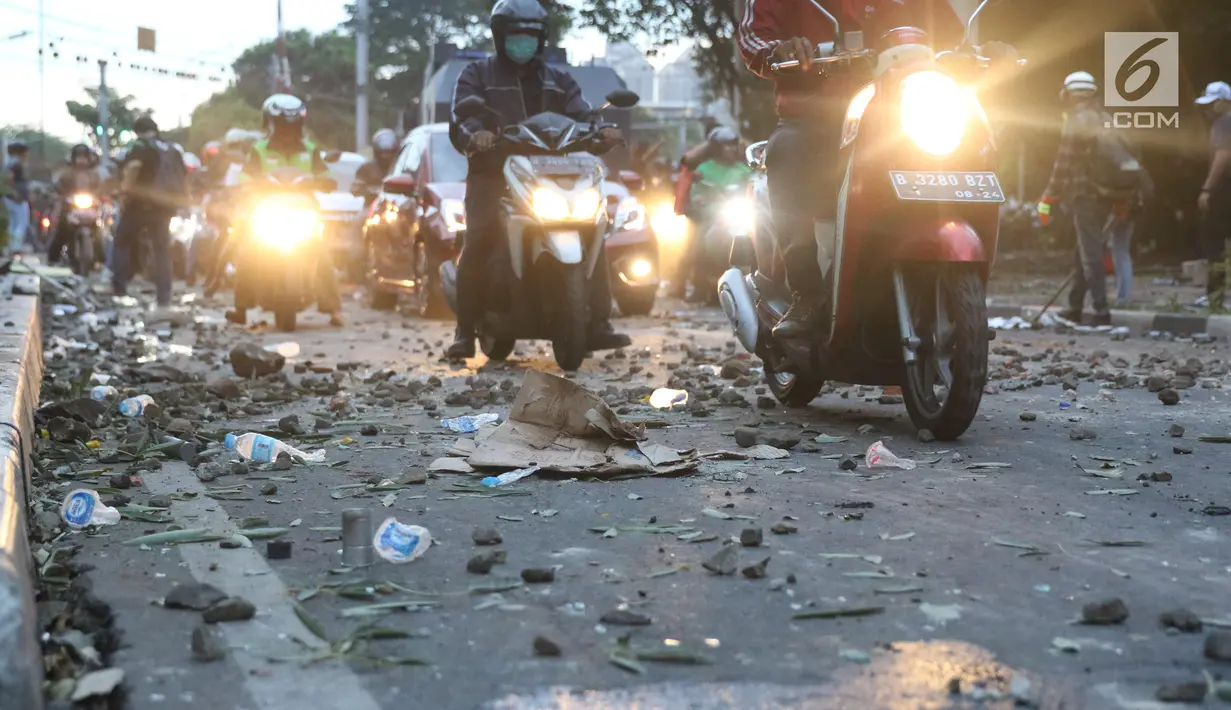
left=504, top=35, right=539, bottom=65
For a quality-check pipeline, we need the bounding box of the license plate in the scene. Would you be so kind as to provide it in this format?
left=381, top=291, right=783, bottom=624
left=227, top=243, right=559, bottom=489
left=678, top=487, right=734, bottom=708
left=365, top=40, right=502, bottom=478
left=889, top=171, right=1005, bottom=203
left=529, top=155, right=599, bottom=175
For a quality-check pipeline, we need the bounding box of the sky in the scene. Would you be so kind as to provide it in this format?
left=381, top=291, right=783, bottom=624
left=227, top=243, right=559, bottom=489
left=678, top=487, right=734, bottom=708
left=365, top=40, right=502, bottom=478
left=0, top=0, right=629, bottom=143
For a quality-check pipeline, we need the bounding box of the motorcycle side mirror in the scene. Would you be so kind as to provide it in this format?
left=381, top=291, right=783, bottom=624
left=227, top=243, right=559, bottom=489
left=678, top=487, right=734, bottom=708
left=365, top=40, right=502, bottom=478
left=454, top=96, right=488, bottom=120
left=382, top=174, right=417, bottom=197
left=604, top=90, right=640, bottom=109
left=745, top=141, right=768, bottom=170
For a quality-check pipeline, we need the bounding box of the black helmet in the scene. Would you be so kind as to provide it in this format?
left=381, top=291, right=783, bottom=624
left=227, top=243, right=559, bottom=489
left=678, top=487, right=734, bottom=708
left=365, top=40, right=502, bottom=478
left=6, top=140, right=28, bottom=156
left=70, top=143, right=93, bottom=160
left=134, top=115, right=159, bottom=134
left=491, top=0, right=548, bottom=47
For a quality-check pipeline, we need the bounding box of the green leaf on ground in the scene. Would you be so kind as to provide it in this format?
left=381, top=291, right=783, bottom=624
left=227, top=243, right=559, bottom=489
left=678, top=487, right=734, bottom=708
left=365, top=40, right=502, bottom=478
left=793, top=606, right=885, bottom=620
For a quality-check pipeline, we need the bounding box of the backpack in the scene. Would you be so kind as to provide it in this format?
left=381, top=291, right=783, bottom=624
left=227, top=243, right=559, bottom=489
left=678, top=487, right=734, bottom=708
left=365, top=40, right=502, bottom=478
left=149, top=139, right=188, bottom=205
left=1091, top=123, right=1145, bottom=200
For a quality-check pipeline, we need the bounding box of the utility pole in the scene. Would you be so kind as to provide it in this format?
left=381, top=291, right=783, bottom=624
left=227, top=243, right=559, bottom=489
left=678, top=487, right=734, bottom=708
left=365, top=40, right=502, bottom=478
left=355, top=0, right=370, bottom=152
left=98, top=61, right=110, bottom=158
left=275, top=0, right=291, bottom=92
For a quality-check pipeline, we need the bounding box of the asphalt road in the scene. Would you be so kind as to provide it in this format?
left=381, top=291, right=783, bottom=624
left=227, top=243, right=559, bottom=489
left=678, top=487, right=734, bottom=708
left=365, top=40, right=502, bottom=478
left=60, top=293, right=1231, bottom=710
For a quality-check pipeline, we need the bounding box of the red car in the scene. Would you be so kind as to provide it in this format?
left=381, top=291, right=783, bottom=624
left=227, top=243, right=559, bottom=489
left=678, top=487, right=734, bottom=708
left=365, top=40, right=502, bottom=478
left=361, top=123, right=659, bottom=317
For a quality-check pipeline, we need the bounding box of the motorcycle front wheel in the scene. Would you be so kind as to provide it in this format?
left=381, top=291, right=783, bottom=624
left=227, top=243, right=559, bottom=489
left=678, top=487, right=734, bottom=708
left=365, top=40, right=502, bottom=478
left=73, top=228, right=94, bottom=277
left=548, top=261, right=589, bottom=372
left=900, top=265, right=988, bottom=441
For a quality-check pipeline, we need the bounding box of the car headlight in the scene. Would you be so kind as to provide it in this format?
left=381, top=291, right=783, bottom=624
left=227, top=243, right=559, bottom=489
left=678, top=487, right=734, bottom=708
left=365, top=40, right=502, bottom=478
left=900, top=70, right=970, bottom=156
left=250, top=202, right=319, bottom=252
left=721, top=197, right=755, bottom=234
left=442, top=198, right=466, bottom=232
left=617, top=196, right=646, bottom=231
left=72, top=194, right=94, bottom=209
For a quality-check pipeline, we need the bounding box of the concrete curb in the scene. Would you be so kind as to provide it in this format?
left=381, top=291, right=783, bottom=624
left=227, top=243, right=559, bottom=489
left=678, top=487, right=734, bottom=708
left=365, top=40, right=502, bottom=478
left=0, top=290, right=44, bottom=710
left=987, top=303, right=1231, bottom=340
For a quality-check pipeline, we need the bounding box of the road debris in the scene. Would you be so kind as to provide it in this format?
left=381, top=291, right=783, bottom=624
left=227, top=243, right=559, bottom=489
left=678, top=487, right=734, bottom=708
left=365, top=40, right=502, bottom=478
left=374, top=518, right=431, bottom=562
left=865, top=441, right=915, bottom=470
left=60, top=489, right=120, bottom=528
left=1081, top=597, right=1129, bottom=625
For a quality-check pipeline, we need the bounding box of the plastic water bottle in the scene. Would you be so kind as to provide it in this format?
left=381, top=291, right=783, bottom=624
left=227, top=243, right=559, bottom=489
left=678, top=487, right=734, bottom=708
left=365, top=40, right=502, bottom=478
left=373, top=517, right=432, bottom=563
left=90, top=385, right=119, bottom=402
left=224, top=432, right=326, bottom=463
left=118, top=394, right=155, bottom=417
left=440, top=413, right=500, bottom=434
left=480, top=466, right=540, bottom=488
left=60, top=489, right=121, bottom=529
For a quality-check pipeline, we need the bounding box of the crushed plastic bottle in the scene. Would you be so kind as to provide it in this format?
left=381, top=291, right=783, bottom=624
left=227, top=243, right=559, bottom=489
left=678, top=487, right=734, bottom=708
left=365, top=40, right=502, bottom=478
left=373, top=517, right=432, bottom=563
left=441, top=413, right=500, bottom=434
left=118, top=394, right=156, bottom=417
left=90, top=385, right=119, bottom=402
left=649, top=388, right=689, bottom=409
left=865, top=440, right=916, bottom=470
left=60, top=489, right=121, bottom=529
left=480, top=466, right=541, bottom=488
left=224, top=432, right=327, bottom=463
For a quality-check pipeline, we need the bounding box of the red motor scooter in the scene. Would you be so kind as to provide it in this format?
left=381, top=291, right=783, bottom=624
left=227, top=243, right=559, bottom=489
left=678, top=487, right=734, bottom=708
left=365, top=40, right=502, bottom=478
left=719, top=0, right=1016, bottom=440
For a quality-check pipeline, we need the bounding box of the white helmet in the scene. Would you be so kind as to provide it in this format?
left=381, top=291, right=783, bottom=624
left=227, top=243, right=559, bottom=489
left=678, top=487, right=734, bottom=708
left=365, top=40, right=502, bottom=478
left=372, top=129, right=398, bottom=153
left=261, top=94, right=307, bottom=136
left=707, top=126, right=738, bottom=144
left=1062, top=71, right=1098, bottom=98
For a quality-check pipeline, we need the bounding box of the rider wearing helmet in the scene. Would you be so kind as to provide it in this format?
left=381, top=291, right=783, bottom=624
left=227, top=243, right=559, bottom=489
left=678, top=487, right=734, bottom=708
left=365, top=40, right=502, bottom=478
left=447, top=0, right=630, bottom=360
left=47, top=144, right=104, bottom=264
left=675, top=127, right=751, bottom=301
left=353, top=128, right=399, bottom=204
left=1040, top=71, right=1149, bottom=325
left=4, top=140, right=31, bottom=250
left=227, top=94, right=343, bottom=326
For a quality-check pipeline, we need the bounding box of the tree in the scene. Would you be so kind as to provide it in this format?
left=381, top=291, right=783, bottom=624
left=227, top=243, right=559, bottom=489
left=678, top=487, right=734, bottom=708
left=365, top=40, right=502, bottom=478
left=181, top=88, right=263, bottom=153
left=577, top=0, right=776, bottom=139
left=1, top=126, right=74, bottom=168
left=65, top=87, right=150, bottom=149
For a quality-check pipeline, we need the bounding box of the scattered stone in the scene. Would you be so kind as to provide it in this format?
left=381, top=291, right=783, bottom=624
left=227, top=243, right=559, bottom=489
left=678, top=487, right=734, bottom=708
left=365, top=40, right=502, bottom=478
left=770, top=521, right=798, bottom=535
left=165, top=582, right=228, bottom=611
left=1174, top=444, right=1193, bottom=455
left=271, top=454, right=293, bottom=471
left=1144, top=471, right=1173, bottom=483
left=206, top=378, right=242, bottom=400
left=740, top=528, right=763, bottom=547
left=720, top=361, right=749, bottom=379
left=1159, top=609, right=1203, bottom=633
left=1155, top=682, right=1206, bottom=703
left=360, top=424, right=379, bottom=436
left=1081, top=597, right=1129, bottom=625
left=70, top=667, right=125, bottom=701
left=756, top=396, right=777, bottom=410
left=1204, top=631, right=1231, bottom=661
left=229, top=461, right=250, bottom=476
left=733, top=427, right=760, bottom=448
left=278, top=414, right=305, bottom=435
left=1169, top=424, right=1185, bottom=438
left=166, top=418, right=194, bottom=436
left=520, top=567, right=555, bottom=584
left=229, top=342, right=285, bottom=378
left=1146, top=375, right=1169, bottom=393
left=467, top=551, right=502, bottom=575
left=266, top=540, right=292, bottom=560
left=203, top=597, right=256, bottom=624
left=1019, top=411, right=1037, bottom=422
left=839, top=456, right=858, bottom=471
left=741, top=557, right=771, bottom=579
left=600, top=609, right=652, bottom=626
left=1069, top=427, right=1097, bottom=441
left=398, top=469, right=428, bottom=485
left=1158, top=388, right=1181, bottom=406
left=917, top=428, right=935, bottom=443
left=472, top=527, right=503, bottom=546
left=108, top=474, right=134, bottom=490
left=760, top=431, right=801, bottom=450
left=147, top=495, right=172, bottom=509
left=533, top=635, right=562, bottom=657
left=191, top=624, right=225, bottom=662
left=260, top=483, right=277, bottom=496
left=702, top=545, right=739, bottom=575
left=195, top=464, right=220, bottom=483
left=242, top=516, right=270, bottom=529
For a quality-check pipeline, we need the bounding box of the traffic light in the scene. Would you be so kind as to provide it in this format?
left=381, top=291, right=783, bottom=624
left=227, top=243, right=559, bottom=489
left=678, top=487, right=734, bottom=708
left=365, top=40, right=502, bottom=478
left=95, top=125, right=103, bottom=136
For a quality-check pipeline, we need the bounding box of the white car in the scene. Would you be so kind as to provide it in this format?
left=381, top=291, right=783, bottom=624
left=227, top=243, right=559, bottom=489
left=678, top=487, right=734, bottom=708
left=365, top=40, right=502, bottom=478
left=319, top=151, right=368, bottom=277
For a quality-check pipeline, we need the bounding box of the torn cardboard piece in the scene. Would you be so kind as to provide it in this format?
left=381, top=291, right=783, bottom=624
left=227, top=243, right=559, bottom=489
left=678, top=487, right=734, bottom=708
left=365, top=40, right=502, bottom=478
left=466, top=371, right=697, bottom=478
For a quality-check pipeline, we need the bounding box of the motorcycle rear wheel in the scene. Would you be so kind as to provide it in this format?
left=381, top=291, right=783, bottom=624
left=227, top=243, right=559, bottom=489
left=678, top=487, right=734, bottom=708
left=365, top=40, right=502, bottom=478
left=901, top=266, right=988, bottom=441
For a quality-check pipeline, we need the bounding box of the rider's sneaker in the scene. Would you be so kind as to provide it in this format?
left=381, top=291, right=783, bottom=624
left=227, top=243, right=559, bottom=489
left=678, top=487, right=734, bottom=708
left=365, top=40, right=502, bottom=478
left=772, top=294, right=822, bottom=339
left=588, top=321, right=632, bottom=350
left=446, top=328, right=476, bottom=360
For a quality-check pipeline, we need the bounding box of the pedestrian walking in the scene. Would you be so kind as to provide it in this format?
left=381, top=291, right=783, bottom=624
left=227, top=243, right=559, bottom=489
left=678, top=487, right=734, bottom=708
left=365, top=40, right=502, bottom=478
left=1039, top=72, right=1148, bottom=325
left=112, top=116, right=188, bottom=307
left=1197, top=81, right=1231, bottom=312
left=4, top=140, right=32, bottom=254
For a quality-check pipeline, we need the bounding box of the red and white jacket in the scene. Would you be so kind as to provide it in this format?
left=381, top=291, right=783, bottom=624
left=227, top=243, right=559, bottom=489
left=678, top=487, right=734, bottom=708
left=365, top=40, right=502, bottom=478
left=738, top=0, right=965, bottom=118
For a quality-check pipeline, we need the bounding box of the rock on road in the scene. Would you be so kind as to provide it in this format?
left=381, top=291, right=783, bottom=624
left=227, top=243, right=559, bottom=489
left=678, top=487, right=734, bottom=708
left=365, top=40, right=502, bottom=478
left=43, top=294, right=1231, bottom=710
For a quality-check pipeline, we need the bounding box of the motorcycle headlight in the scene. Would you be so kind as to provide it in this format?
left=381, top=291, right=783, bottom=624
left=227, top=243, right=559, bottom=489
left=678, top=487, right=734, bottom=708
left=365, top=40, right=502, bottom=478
left=630, top=259, right=653, bottom=279
left=721, top=197, right=755, bottom=234
left=571, top=188, right=602, bottom=220
left=250, top=201, right=319, bottom=252
left=900, top=70, right=971, bottom=156
left=617, top=196, right=646, bottom=231
left=441, top=198, right=466, bottom=232
left=532, top=188, right=571, bottom=221
left=72, top=194, right=94, bottom=209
